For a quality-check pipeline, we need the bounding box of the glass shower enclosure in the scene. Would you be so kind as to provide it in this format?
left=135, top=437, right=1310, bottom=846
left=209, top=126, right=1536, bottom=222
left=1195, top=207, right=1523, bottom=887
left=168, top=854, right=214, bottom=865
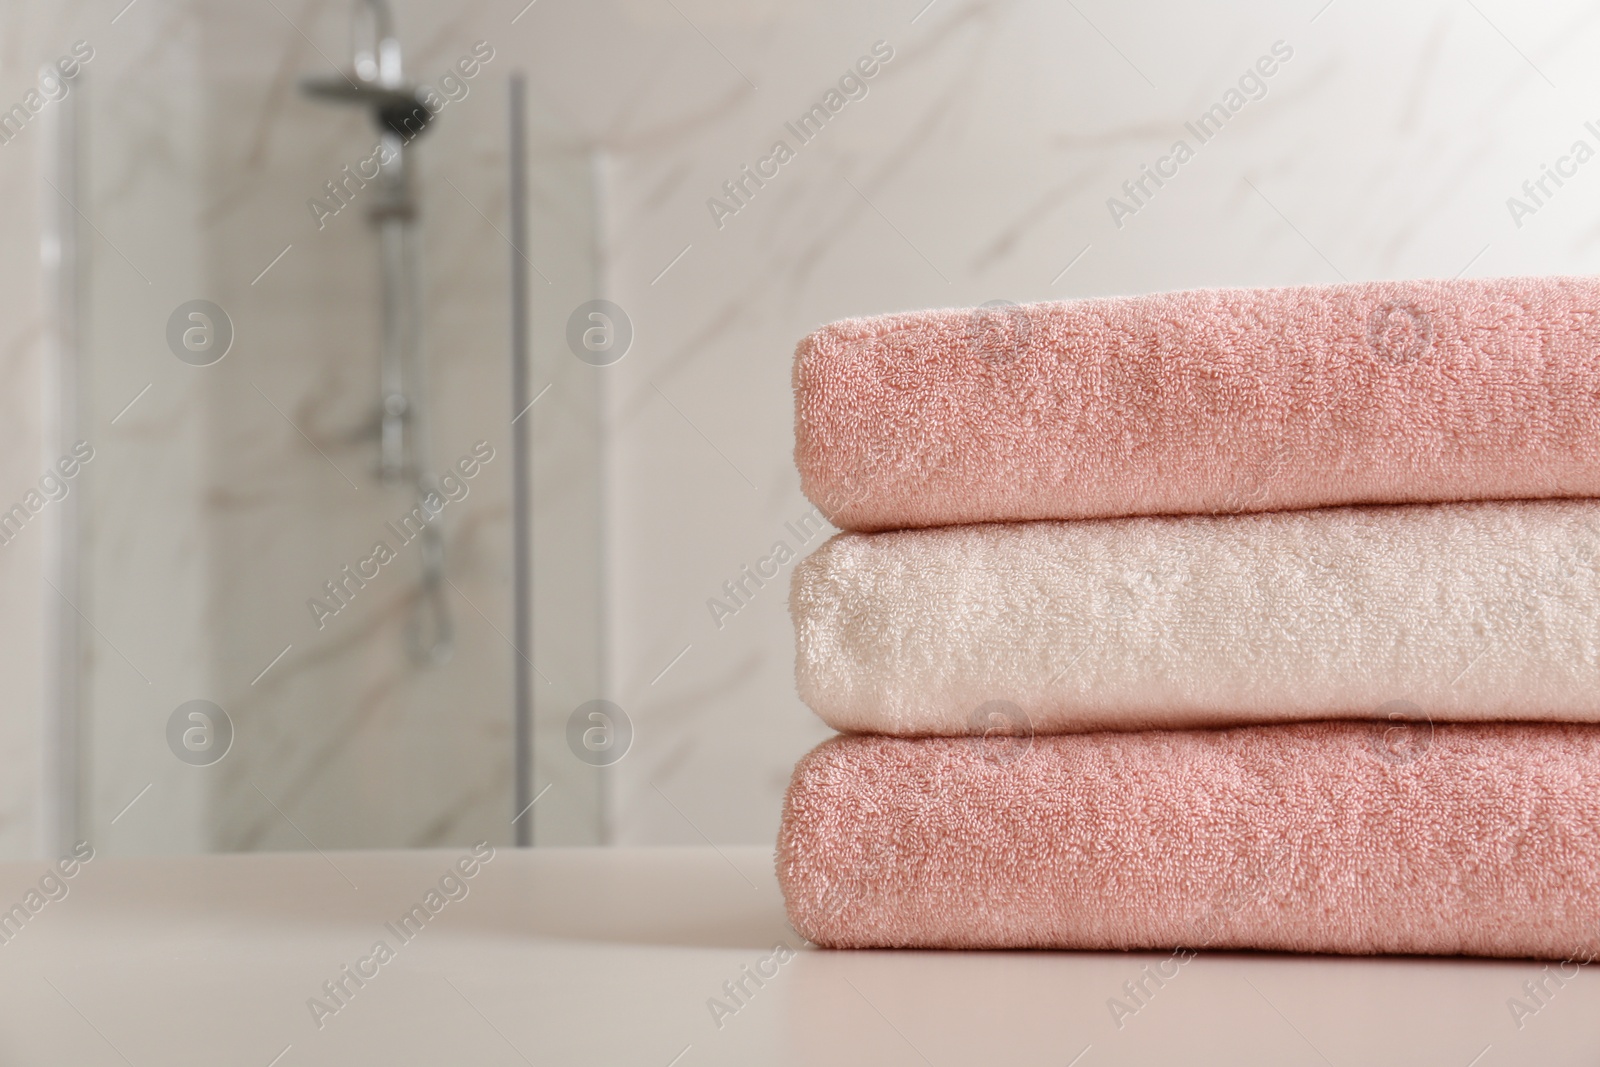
left=38, top=3, right=607, bottom=855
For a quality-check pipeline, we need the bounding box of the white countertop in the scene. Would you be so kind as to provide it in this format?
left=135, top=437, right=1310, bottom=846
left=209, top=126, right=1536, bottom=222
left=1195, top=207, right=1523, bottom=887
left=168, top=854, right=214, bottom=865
left=0, top=846, right=1593, bottom=1065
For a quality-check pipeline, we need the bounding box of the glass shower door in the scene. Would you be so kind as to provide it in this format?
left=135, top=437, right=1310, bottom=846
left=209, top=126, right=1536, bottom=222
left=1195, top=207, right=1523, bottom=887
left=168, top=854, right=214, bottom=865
left=45, top=5, right=604, bottom=855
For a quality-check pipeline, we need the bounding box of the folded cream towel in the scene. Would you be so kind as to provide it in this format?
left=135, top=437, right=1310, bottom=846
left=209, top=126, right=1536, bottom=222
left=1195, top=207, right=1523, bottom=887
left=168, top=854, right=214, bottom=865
left=792, top=499, right=1600, bottom=735
left=776, top=724, right=1600, bottom=956
left=794, top=276, right=1600, bottom=531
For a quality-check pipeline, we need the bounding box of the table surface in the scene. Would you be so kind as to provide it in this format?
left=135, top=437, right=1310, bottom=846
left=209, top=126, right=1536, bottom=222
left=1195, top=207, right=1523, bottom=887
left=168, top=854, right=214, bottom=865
left=0, top=845, right=1593, bottom=1066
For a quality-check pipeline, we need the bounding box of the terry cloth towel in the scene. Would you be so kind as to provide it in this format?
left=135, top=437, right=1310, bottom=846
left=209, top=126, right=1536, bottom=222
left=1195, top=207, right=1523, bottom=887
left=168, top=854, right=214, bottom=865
left=775, top=724, right=1600, bottom=957
left=790, top=498, right=1600, bottom=736
left=794, top=276, right=1600, bottom=531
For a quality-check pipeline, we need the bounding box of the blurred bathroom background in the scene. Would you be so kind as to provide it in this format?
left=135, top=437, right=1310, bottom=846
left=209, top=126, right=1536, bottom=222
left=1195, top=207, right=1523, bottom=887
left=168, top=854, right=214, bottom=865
left=0, top=0, right=1595, bottom=858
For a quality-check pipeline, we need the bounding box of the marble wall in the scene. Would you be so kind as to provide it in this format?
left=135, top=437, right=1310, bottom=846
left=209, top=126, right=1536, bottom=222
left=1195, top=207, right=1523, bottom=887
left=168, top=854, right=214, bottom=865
left=2, top=0, right=1599, bottom=858
left=523, top=0, right=1600, bottom=846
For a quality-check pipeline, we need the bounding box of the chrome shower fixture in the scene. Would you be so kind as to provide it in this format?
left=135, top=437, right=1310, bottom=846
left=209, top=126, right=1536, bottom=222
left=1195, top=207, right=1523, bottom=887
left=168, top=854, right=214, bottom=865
left=301, top=0, right=433, bottom=138
left=298, top=0, right=452, bottom=665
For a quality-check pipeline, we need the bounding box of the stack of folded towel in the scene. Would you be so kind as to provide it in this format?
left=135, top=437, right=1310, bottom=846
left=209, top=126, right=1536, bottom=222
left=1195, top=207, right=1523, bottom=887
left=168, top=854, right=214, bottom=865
left=775, top=276, right=1600, bottom=959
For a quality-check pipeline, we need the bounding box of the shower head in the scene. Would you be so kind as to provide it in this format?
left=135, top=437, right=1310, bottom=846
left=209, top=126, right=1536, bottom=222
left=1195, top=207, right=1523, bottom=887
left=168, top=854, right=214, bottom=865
left=297, top=0, right=430, bottom=139
left=299, top=76, right=433, bottom=139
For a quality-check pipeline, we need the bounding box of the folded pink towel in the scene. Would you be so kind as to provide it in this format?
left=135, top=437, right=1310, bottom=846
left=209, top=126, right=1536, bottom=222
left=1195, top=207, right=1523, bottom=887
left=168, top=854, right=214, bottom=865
left=776, top=723, right=1600, bottom=957
left=795, top=276, right=1600, bottom=530
left=791, top=499, right=1600, bottom=735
